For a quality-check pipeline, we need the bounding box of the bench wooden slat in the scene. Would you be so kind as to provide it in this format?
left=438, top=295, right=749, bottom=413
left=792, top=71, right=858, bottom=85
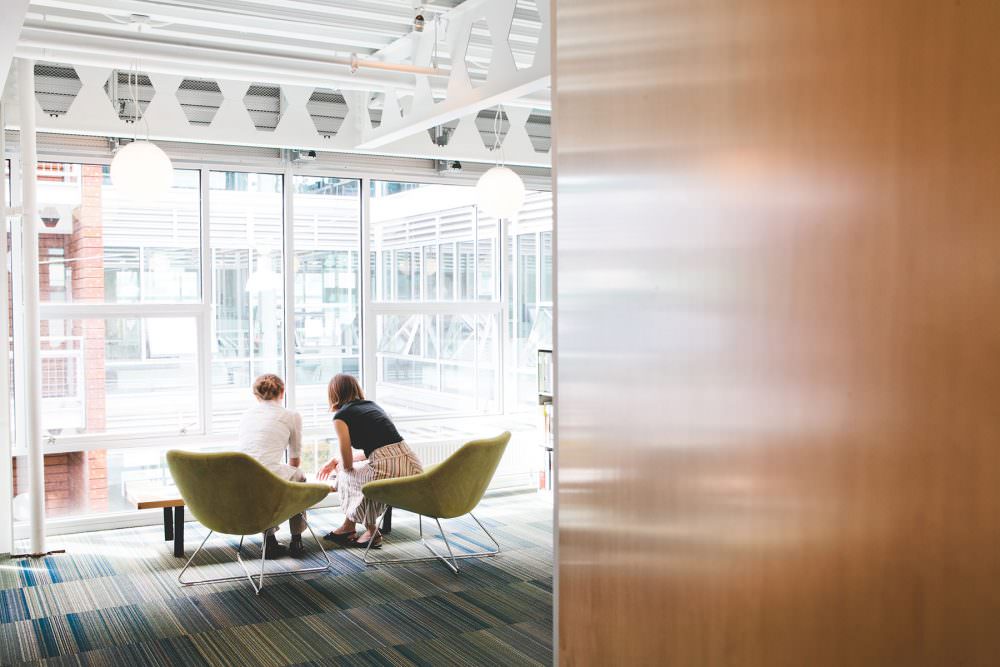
left=124, top=482, right=184, bottom=510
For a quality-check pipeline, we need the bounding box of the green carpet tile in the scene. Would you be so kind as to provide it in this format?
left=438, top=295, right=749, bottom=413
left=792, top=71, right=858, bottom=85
left=0, top=491, right=553, bottom=666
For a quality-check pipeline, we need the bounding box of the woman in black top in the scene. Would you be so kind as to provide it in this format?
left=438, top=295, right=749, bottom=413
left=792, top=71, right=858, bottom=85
left=317, top=374, right=423, bottom=548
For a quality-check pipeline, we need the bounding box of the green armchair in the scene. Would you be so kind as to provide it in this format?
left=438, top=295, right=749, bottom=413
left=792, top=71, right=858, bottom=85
left=166, top=450, right=332, bottom=595
left=359, top=431, right=511, bottom=573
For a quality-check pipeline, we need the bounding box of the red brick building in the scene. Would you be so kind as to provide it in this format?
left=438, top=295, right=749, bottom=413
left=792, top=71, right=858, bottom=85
left=12, top=164, right=108, bottom=516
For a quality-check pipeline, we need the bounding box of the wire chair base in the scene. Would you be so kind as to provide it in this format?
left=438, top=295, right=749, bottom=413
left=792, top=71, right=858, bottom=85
left=354, top=512, right=500, bottom=574
left=178, top=523, right=331, bottom=595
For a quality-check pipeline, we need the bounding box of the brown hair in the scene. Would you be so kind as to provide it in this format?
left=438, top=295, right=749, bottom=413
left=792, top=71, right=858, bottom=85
left=328, top=373, right=364, bottom=411
left=253, top=374, right=285, bottom=401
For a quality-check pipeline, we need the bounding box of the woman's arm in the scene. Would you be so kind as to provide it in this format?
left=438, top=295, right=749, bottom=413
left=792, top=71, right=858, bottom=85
left=288, top=412, right=303, bottom=469
left=335, top=419, right=354, bottom=470
left=318, top=419, right=354, bottom=480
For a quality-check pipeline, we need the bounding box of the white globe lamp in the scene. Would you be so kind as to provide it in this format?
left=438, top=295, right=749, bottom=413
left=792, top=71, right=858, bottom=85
left=110, top=141, right=174, bottom=202
left=476, top=166, right=525, bottom=219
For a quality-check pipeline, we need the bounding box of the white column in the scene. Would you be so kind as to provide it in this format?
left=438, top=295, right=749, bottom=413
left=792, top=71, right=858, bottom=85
left=0, top=101, right=12, bottom=555
left=17, top=58, right=46, bottom=556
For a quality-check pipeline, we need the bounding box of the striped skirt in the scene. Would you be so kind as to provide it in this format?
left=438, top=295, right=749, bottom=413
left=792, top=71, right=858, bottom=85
left=338, top=441, right=423, bottom=526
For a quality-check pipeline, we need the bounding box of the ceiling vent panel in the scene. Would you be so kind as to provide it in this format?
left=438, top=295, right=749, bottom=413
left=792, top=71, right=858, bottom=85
left=512, top=0, right=543, bottom=70
left=243, top=83, right=286, bottom=131
left=527, top=110, right=551, bottom=153
left=104, top=70, right=154, bottom=123
left=307, top=88, right=348, bottom=138
left=177, top=78, right=223, bottom=126
left=465, top=19, right=492, bottom=87
left=33, top=62, right=82, bottom=118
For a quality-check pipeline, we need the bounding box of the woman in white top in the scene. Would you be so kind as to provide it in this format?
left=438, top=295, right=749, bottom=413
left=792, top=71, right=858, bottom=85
left=237, top=374, right=307, bottom=558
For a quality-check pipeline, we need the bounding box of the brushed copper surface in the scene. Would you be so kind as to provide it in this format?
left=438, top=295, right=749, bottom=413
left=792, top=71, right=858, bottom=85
left=556, top=1, right=1000, bottom=664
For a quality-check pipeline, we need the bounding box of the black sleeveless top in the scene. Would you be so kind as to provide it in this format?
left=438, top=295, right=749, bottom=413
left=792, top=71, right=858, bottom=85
left=333, top=400, right=403, bottom=457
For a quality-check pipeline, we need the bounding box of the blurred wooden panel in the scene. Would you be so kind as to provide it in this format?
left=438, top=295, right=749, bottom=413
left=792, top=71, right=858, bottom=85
left=556, top=0, right=1000, bottom=664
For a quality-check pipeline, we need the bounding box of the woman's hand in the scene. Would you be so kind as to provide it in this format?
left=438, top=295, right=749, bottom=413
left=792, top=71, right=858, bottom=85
left=317, top=459, right=338, bottom=480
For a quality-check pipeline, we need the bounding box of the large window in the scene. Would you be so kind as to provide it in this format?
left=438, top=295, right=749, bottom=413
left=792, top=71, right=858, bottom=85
left=509, top=192, right=554, bottom=408
left=33, top=164, right=203, bottom=439
left=6, top=159, right=551, bottom=525
left=16, top=162, right=204, bottom=518
left=370, top=181, right=501, bottom=417
left=293, top=176, right=361, bottom=428
left=210, top=171, right=284, bottom=432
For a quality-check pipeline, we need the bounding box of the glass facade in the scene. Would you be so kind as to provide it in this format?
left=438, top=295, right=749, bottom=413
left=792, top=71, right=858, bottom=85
left=370, top=181, right=503, bottom=417
left=292, top=176, right=362, bottom=428
left=209, top=171, right=284, bottom=431
left=7, top=161, right=551, bottom=524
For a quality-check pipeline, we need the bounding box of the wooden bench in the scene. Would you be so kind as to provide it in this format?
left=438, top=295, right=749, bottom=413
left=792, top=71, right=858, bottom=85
left=125, top=481, right=392, bottom=557
left=125, top=482, right=187, bottom=557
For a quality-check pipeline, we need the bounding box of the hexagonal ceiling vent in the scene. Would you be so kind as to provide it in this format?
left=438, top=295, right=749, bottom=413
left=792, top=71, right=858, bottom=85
left=244, top=83, right=285, bottom=131
left=177, top=78, right=223, bottom=126
left=104, top=70, right=154, bottom=122
left=526, top=110, right=551, bottom=153
left=477, top=106, right=510, bottom=151
left=512, top=0, right=542, bottom=70
left=428, top=118, right=461, bottom=147
left=307, top=88, right=348, bottom=138
left=465, top=18, right=492, bottom=87
left=34, top=62, right=82, bottom=118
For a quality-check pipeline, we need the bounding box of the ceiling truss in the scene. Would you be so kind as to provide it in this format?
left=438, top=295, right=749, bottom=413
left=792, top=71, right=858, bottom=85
left=4, top=0, right=551, bottom=167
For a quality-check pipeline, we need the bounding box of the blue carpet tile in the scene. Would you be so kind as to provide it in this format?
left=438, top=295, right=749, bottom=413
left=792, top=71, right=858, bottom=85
left=1, top=492, right=553, bottom=666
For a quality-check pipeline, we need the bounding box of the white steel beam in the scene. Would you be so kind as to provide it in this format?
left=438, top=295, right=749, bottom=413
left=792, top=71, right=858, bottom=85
left=0, top=0, right=30, bottom=93
left=15, top=26, right=436, bottom=94
left=358, top=0, right=551, bottom=149
left=13, top=25, right=549, bottom=110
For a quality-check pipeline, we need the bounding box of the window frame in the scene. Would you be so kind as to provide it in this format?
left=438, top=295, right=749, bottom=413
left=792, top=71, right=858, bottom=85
left=6, top=152, right=547, bottom=478
left=368, top=180, right=507, bottom=420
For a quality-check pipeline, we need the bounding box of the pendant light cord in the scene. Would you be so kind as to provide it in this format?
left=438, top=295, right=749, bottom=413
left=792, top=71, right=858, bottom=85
left=127, top=60, right=151, bottom=142
left=129, top=62, right=138, bottom=142
left=492, top=104, right=505, bottom=167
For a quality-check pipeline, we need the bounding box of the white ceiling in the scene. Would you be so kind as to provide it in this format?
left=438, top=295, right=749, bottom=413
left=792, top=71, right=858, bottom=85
left=6, top=0, right=551, bottom=166
left=20, top=0, right=546, bottom=97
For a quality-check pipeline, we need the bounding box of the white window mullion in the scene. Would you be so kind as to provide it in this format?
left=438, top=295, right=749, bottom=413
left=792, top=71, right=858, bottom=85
left=282, top=167, right=296, bottom=410
left=38, top=303, right=206, bottom=319
left=499, top=216, right=511, bottom=414
left=370, top=301, right=499, bottom=316
left=360, top=177, right=376, bottom=397
left=198, top=168, right=212, bottom=435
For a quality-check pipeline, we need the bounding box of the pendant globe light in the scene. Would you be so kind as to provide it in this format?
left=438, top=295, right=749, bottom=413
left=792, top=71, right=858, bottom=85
left=110, top=64, right=173, bottom=202
left=476, top=105, right=525, bottom=219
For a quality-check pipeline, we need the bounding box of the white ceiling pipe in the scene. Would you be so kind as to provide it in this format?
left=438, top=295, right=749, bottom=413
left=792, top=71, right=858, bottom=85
left=348, top=54, right=443, bottom=77
left=17, top=25, right=444, bottom=78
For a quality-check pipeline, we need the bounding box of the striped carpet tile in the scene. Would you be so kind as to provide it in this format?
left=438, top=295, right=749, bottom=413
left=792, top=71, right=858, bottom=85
left=2, top=492, right=552, bottom=666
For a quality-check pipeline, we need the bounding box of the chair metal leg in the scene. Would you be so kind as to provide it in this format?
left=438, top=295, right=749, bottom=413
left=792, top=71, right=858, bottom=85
left=424, top=518, right=459, bottom=574
left=355, top=511, right=500, bottom=574
left=177, top=522, right=333, bottom=595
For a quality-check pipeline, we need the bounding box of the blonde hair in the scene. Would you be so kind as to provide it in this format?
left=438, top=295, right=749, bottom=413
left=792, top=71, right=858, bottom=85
left=328, top=373, right=364, bottom=411
left=253, top=374, right=285, bottom=401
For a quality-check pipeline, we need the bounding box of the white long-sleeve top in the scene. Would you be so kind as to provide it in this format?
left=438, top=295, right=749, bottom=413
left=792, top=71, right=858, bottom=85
left=237, top=400, right=303, bottom=479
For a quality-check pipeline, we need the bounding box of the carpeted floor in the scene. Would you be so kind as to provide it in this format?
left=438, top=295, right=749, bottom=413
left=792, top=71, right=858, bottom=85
left=0, top=491, right=553, bottom=666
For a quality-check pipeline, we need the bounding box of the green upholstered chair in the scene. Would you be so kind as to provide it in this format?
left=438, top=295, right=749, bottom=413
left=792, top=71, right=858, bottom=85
left=166, top=450, right=332, bottom=595
left=358, top=431, right=511, bottom=573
